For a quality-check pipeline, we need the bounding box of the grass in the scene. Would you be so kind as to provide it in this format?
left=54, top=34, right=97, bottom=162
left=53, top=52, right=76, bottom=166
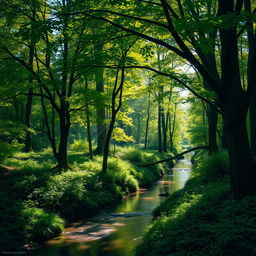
left=136, top=151, right=256, bottom=256
left=0, top=145, right=170, bottom=250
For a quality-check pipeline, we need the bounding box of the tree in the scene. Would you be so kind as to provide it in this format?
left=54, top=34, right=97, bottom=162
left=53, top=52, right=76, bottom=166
left=84, top=0, right=256, bottom=196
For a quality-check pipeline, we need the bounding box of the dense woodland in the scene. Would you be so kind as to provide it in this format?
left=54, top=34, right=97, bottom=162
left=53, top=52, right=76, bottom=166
left=1, top=0, right=256, bottom=254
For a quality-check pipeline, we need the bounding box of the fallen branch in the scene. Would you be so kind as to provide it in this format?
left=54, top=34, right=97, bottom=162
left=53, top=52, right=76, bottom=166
left=139, top=146, right=209, bottom=167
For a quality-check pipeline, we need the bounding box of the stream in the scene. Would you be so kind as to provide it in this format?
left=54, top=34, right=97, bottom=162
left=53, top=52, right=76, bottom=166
left=32, top=157, right=192, bottom=256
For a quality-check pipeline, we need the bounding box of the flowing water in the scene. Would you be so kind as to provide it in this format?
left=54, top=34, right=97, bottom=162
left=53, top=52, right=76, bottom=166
left=32, top=157, right=192, bottom=256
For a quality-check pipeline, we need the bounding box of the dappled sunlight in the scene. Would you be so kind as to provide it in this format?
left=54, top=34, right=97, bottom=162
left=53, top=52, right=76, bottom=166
left=102, top=239, right=124, bottom=251
left=141, top=196, right=155, bottom=200
left=62, top=223, right=118, bottom=242
left=158, top=180, right=176, bottom=184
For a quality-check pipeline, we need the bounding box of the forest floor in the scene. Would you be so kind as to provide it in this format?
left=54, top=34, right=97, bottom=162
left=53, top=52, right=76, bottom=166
left=0, top=146, right=173, bottom=251
left=136, top=151, right=256, bottom=256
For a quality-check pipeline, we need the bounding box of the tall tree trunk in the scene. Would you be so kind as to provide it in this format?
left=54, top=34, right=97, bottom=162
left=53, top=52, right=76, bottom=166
left=158, top=103, right=163, bottom=152
left=136, top=113, right=141, bottom=143
left=24, top=37, right=35, bottom=152
left=102, top=66, right=125, bottom=174
left=57, top=110, right=70, bottom=170
left=221, top=118, right=228, bottom=149
left=85, top=106, right=92, bottom=160
left=250, top=100, right=256, bottom=157
left=95, top=44, right=107, bottom=154
left=169, top=103, right=177, bottom=152
left=245, top=0, right=256, bottom=158
left=144, top=93, right=151, bottom=149
left=162, top=107, right=167, bottom=152
left=202, top=106, right=208, bottom=146
left=206, top=104, right=218, bottom=153
left=24, top=87, right=33, bottom=152
left=225, top=109, right=256, bottom=195
left=218, top=0, right=256, bottom=195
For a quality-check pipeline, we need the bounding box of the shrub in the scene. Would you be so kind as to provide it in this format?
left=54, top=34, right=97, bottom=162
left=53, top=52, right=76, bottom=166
left=22, top=207, right=64, bottom=242
left=193, top=151, right=229, bottom=182
left=0, top=140, right=23, bottom=163
left=70, top=139, right=95, bottom=153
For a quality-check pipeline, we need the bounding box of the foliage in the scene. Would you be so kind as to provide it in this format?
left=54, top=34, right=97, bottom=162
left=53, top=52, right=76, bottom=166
left=69, top=139, right=96, bottom=153
left=0, top=141, right=23, bottom=162
left=0, top=146, right=168, bottom=250
left=22, top=207, right=64, bottom=242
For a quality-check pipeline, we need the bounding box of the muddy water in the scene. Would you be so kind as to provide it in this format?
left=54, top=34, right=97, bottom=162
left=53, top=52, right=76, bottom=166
left=32, top=158, right=192, bottom=256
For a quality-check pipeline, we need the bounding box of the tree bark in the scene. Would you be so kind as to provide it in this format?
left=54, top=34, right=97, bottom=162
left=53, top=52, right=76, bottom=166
left=206, top=104, right=218, bottom=153
left=144, top=93, right=151, bottom=149
left=250, top=99, right=256, bottom=157
left=95, top=44, right=107, bottom=154
left=102, top=67, right=125, bottom=174
left=57, top=110, right=70, bottom=170
left=218, top=0, right=256, bottom=195
left=169, top=103, right=177, bottom=152
left=24, top=30, right=35, bottom=152
left=24, top=87, right=33, bottom=152
left=158, top=103, right=163, bottom=152
left=226, top=109, right=256, bottom=196
left=221, top=119, right=228, bottom=149
left=162, top=106, right=167, bottom=152
left=136, top=113, right=141, bottom=143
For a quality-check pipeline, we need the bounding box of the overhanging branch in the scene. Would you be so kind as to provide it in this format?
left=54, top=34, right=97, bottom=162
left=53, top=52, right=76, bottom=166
left=139, top=146, right=209, bottom=167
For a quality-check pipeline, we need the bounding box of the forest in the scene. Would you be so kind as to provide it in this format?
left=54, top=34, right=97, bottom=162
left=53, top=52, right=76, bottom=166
left=1, top=0, right=256, bottom=255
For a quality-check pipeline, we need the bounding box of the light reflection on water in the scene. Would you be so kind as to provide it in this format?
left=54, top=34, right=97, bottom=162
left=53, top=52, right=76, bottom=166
left=31, top=157, right=192, bottom=256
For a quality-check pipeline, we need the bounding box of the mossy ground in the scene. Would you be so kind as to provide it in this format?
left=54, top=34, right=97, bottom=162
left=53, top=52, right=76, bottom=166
left=137, top=151, right=256, bottom=256
left=0, top=145, right=172, bottom=250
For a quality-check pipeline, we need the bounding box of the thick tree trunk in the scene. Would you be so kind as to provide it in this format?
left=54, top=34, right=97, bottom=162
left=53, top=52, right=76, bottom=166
left=250, top=99, right=256, bottom=158
left=206, top=105, right=218, bottom=153
left=226, top=110, right=256, bottom=196
left=217, top=0, right=256, bottom=196
left=221, top=119, right=228, bottom=149
left=57, top=112, right=70, bottom=170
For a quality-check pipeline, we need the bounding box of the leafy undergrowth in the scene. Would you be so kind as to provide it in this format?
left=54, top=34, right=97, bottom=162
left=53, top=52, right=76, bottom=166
left=137, top=151, right=256, bottom=256
left=0, top=146, right=171, bottom=250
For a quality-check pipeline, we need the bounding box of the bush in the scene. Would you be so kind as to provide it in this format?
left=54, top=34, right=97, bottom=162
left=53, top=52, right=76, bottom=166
left=0, top=140, right=23, bottom=163
left=193, top=151, right=229, bottom=182
left=70, top=139, right=95, bottom=153
left=22, top=207, right=64, bottom=242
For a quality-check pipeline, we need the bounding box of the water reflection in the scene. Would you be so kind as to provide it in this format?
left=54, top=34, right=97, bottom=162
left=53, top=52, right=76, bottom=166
left=32, top=158, right=192, bottom=256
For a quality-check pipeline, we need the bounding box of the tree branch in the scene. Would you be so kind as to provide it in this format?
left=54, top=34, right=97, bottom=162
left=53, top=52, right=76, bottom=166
left=77, top=63, right=227, bottom=119
left=139, top=146, right=209, bottom=167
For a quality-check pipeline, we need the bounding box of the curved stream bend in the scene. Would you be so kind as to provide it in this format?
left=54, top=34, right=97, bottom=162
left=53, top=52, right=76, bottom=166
left=34, top=157, right=192, bottom=256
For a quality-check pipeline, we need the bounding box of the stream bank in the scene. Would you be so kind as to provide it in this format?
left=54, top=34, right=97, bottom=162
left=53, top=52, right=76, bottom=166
left=0, top=147, right=173, bottom=251
left=31, top=158, right=192, bottom=256
left=136, top=151, right=256, bottom=256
